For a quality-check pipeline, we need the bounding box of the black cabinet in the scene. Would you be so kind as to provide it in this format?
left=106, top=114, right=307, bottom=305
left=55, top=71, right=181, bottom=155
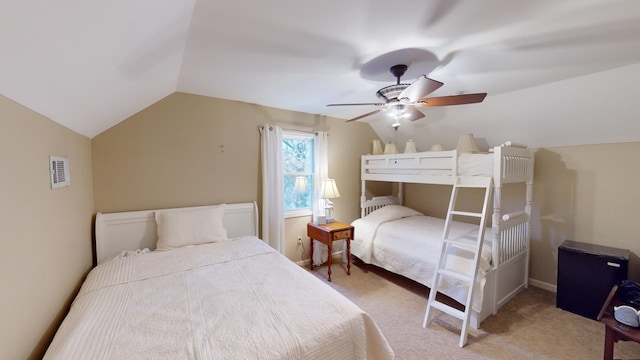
left=557, top=240, right=629, bottom=320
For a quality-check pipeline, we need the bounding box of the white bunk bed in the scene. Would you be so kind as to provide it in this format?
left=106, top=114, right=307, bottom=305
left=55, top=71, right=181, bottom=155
left=354, top=144, right=534, bottom=328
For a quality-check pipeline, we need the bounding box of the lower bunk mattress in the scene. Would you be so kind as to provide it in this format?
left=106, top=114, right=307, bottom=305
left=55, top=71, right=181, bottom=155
left=351, top=205, right=492, bottom=312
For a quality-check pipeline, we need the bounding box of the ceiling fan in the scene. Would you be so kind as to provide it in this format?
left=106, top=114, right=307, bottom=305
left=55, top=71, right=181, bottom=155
left=327, top=64, right=487, bottom=126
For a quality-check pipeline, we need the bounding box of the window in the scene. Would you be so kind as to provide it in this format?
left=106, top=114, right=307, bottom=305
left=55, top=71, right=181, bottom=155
left=283, top=131, right=314, bottom=217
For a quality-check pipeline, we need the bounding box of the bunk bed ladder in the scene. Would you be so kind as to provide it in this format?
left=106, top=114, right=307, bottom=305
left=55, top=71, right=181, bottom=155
left=422, top=176, right=493, bottom=347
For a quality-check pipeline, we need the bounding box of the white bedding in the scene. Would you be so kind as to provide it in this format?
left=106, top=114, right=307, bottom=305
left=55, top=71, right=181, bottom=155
left=351, top=206, right=492, bottom=311
left=44, top=236, right=394, bottom=360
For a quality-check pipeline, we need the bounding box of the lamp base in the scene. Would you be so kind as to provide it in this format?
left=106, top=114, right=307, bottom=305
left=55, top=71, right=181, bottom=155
left=324, top=206, right=335, bottom=224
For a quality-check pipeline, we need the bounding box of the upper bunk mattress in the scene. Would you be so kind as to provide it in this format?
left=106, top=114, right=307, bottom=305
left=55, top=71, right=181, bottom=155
left=364, top=151, right=494, bottom=177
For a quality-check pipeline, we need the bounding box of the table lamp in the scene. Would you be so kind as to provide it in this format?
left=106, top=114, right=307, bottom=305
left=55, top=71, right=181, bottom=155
left=321, top=178, right=341, bottom=223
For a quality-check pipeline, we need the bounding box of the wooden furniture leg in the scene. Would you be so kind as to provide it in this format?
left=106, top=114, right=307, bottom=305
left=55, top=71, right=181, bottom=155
left=327, top=237, right=332, bottom=281
left=603, top=325, right=614, bottom=360
left=310, top=239, right=314, bottom=270
left=347, top=237, right=351, bottom=275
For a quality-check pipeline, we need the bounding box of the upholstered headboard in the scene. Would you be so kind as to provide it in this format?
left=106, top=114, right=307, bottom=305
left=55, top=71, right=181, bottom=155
left=94, top=202, right=259, bottom=265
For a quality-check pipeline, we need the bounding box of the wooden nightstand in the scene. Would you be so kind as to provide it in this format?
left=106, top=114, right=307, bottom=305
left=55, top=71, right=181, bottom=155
left=307, top=221, right=354, bottom=281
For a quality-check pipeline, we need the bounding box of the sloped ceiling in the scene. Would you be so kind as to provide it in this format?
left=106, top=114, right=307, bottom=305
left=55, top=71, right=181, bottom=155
left=2, top=0, right=639, bottom=149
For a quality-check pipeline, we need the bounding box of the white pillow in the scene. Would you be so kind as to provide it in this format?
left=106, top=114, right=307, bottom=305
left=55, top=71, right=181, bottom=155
left=155, top=204, right=228, bottom=250
left=365, top=205, right=423, bottom=223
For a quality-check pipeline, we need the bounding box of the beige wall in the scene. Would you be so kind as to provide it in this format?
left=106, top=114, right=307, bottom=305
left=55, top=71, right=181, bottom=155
left=93, top=93, right=640, bottom=285
left=531, top=143, right=640, bottom=285
left=0, top=95, right=94, bottom=360
left=92, top=92, right=380, bottom=261
left=2, top=88, right=639, bottom=358
left=403, top=142, right=640, bottom=287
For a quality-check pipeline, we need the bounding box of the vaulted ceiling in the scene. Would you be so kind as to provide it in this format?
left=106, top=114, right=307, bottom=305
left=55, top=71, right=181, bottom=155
left=2, top=0, right=639, bottom=149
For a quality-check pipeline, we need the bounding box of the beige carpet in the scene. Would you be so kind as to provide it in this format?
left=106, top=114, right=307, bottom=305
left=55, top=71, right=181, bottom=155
left=307, top=259, right=640, bottom=360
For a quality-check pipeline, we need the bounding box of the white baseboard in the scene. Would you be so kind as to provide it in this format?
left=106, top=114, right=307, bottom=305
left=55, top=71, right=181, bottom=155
left=300, top=253, right=559, bottom=295
left=296, top=259, right=310, bottom=267
left=296, top=251, right=343, bottom=268
left=529, top=278, right=557, bottom=293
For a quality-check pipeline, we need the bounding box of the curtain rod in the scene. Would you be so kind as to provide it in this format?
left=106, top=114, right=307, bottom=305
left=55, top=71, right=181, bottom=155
left=257, top=124, right=326, bottom=136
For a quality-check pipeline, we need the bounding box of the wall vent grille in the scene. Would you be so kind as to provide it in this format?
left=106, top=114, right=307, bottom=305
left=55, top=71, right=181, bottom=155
left=50, top=156, right=70, bottom=189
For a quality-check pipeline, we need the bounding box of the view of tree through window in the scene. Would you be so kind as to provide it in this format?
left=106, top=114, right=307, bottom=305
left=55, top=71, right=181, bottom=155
left=283, top=133, right=314, bottom=213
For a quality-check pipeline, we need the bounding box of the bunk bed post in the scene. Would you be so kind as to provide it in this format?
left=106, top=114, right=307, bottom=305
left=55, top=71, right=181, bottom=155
left=524, top=169, right=534, bottom=288
left=491, top=146, right=504, bottom=316
left=361, top=179, right=367, bottom=218
left=361, top=156, right=367, bottom=218
left=492, top=188, right=502, bottom=263
left=491, top=146, right=503, bottom=269
left=398, top=182, right=404, bottom=206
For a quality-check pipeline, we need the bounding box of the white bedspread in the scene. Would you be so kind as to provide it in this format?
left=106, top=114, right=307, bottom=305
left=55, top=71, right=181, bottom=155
left=44, top=236, right=394, bottom=360
left=351, top=210, right=492, bottom=311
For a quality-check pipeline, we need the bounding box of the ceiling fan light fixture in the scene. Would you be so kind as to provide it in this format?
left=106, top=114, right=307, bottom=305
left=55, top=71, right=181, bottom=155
left=330, top=64, right=486, bottom=123
left=390, top=104, right=408, bottom=129
left=389, top=104, right=407, bottom=117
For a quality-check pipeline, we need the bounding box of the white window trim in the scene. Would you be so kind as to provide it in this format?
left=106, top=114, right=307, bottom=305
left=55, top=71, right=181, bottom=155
left=285, top=208, right=313, bottom=219
left=283, top=130, right=315, bottom=219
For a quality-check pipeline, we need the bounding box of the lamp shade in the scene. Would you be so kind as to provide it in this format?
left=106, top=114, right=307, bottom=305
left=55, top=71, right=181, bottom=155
left=294, top=176, right=307, bottom=193
left=321, top=179, right=341, bottom=199
left=456, top=133, right=479, bottom=153
left=384, top=142, right=398, bottom=154
left=372, top=139, right=383, bottom=155
left=404, top=139, right=417, bottom=153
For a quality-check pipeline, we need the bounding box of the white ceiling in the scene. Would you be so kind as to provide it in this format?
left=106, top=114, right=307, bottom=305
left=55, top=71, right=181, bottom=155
left=2, top=0, right=640, bottom=149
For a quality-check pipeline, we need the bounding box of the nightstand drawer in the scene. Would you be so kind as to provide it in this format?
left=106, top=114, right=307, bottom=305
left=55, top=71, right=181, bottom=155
left=333, top=230, right=351, bottom=240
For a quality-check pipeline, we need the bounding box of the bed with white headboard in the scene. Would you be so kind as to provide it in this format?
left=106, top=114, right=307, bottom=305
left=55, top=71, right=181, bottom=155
left=44, top=202, right=394, bottom=360
left=94, top=202, right=259, bottom=264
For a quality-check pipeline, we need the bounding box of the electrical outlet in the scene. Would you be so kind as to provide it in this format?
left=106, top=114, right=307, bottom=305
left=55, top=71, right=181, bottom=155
left=297, top=236, right=303, bottom=246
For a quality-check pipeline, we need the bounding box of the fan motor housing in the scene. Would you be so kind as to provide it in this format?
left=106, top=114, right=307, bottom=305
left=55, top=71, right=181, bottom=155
left=376, top=64, right=410, bottom=101
left=376, top=84, right=410, bottom=102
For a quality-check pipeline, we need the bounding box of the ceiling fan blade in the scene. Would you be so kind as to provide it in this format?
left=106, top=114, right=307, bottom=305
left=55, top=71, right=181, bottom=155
left=327, top=102, right=384, bottom=107
left=397, top=75, right=443, bottom=102
left=346, top=109, right=384, bottom=122
left=405, top=106, right=425, bottom=121
left=416, top=93, right=487, bottom=107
